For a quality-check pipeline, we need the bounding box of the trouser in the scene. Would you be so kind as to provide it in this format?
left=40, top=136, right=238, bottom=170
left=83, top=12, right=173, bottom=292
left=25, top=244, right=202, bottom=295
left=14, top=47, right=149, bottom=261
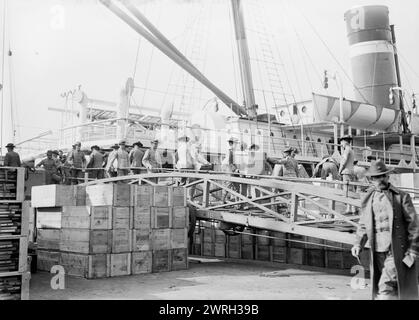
left=117, top=169, right=129, bottom=177
left=321, top=163, right=338, bottom=181
left=89, top=169, right=104, bottom=180
left=374, top=251, right=398, bottom=300
left=71, top=169, right=84, bottom=185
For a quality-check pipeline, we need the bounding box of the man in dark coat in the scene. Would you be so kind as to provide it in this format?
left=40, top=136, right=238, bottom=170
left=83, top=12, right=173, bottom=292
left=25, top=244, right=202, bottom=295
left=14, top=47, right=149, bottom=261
left=351, top=159, right=419, bottom=300
left=3, top=143, right=21, bottom=167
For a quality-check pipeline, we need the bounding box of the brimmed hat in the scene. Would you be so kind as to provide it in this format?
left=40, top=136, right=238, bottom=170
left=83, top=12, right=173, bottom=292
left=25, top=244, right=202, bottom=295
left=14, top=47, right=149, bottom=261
left=227, top=137, right=239, bottom=144
left=74, top=141, right=81, bottom=146
left=112, top=144, right=119, bottom=149
left=133, top=141, right=143, bottom=148
left=46, top=150, right=53, bottom=155
left=366, top=159, right=394, bottom=177
left=119, top=140, right=126, bottom=145
left=283, top=146, right=293, bottom=154
left=5, top=143, right=15, bottom=148
left=52, top=150, right=59, bottom=155
left=249, top=144, right=260, bottom=151
left=339, top=135, right=353, bottom=142
left=151, top=139, right=159, bottom=144
left=291, top=147, right=299, bottom=154
left=177, top=135, right=190, bottom=142
left=91, top=145, right=100, bottom=151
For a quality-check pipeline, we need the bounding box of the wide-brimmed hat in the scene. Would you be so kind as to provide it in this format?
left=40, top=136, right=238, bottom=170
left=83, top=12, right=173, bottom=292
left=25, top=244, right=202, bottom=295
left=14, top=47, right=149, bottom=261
left=52, top=150, right=59, bottom=156
left=73, top=141, right=81, bottom=146
left=339, top=135, right=353, bottom=143
left=46, top=150, right=53, bottom=155
left=91, top=145, right=100, bottom=151
left=291, top=147, right=299, bottom=154
left=5, top=143, right=15, bottom=148
left=249, top=144, right=260, bottom=151
left=118, top=140, right=126, bottom=145
left=227, top=137, right=239, bottom=144
left=366, top=159, right=394, bottom=177
left=133, top=141, right=143, bottom=148
left=112, top=144, right=119, bottom=149
left=177, top=135, right=190, bottom=142
left=283, top=146, right=293, bottom=154
left=151, top=139, right=159, bottom=144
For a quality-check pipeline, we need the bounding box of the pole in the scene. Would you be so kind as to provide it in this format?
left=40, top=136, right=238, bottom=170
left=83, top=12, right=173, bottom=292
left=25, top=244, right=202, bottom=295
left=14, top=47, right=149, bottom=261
left=0, top=0, right=6, bottom=156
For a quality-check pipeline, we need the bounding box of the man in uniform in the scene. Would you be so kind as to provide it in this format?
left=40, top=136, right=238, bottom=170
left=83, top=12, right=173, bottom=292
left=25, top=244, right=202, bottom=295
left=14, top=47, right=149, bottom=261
left=114, top=140, right=130, bottom=177
left=351, top=160, right=419, bottom=300
left=87, top=145, right=104, bottom=180
left=268, top=146, right=299, bottom=178
left=105, top=144, right=119, bottom=178
left=3, top=143, right=21, bottom=167
left=142, top=139, right=162, bottom=184
left=36, top=150, right=61, bottom=185
left=129, top=141, right=144, bottom=175
left=221, top=137, right=240, bottom=203
left=68, top=142, right=86, bottom=184
left=338, top=135, right=355, bottom=212
left=313, top=155, right=339, bottom=181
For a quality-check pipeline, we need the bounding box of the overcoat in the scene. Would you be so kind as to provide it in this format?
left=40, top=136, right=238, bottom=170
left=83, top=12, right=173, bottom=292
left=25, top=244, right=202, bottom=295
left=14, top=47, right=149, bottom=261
left=354, top=184, right=419, bottom=299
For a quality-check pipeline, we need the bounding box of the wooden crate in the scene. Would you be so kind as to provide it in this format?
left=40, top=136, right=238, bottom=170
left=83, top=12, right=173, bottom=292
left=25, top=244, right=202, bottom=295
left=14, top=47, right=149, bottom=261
left=74, top=186, right=86, bottom=206
left=37, top=250, right=60, bottom=272
left=133, top=185, right=153, bottom=207
left=241, top=229, right=255, bottom=245
left=289, top=234, right=305, bottom=249
left=203, top=228, right=215, bottom=243
left=152, top=186, right=170, bottom=206
left=171, top=228, right=187, bottom=249
left=60, top=229, right=111, bottom=254
left=256, top=230, right=271, bottom=246
left=111, top=230, right=132, bottom=253
left=133, top=206, right=151, bottom=230
left=227, top=239, right=241, bottom=259
left=202, top=242, right=214, bottom=256
left=289, top=248, right=305, bottom=265
left=31, top=185, right=76, bottom=208
left=193, top=231, right=202, bottom=245
left=151, top=207, right=171, bottom=229
left=112, top=207, right=132, bottom=230
left=305, top=236, right=325, bottom=250
left=271, top=246, right=287, bottom=263
left=256, top=245, right=271, bottom=261
left=110, top=253, right=131, bottom=277
left=171, top=206, right=189, bottom=229
left=60, top=252, right=110, bottom=279
left=171, top=248, right=188, bottom=271
left=0, top=271, right=31, bottom=300
left=192, top=243, right=201, bottom=256
left=150, top=229, right=171, bottom=250
left=152, top=250, right=171, bottom=273
left=270, top=232, right=286, bottom=247
left=241, top=244, right=254, bottom=260
left=170, top=187, right=187, bottom=207
left=131, top=251, right=152, bottom=274
left=214, top=229, right=226, bottom=244
left=0, top=237, right=28, bottom=273
left=86, top=184, right=133, bottom=207
left=214, top=243, right=226, bottom=257
left=36, top=208, right=62, bottom=229
left=306, top=249, right=325, bottom=267
left=132, top=228, right=151, bottom=251
left=326, top=250, right=343, bottom=269
left=37, top=229, right=60, bottom=251
left=61, top=206, right=112, bottom=230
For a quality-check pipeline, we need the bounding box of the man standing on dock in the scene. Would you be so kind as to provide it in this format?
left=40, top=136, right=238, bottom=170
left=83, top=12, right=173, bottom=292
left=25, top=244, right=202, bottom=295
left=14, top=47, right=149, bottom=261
left=351, top=160, right=419, bottom=300
left=36, top=150, right=61, bottom=185
left=87, top=145, right=104, bottom=180
left=68, top=142, right=86, bottom=184
left=3, top=143, right=21, bottom=167
left=143, top=139, right=162, bottom=183
left=129, top=141, right=144, bottom=175
left=338, top=135, right=354, bottom=212
left=114, top=140, right=130, bottom=177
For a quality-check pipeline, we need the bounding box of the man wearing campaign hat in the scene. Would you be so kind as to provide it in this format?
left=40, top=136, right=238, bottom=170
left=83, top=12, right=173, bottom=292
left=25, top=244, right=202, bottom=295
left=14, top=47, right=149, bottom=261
left=267, top=146, right=299, bottom=178
left=129, top=141, right=144, bottom=175
left=105, top=144, right=119, bottom=178
left=113, top=140, right=130, bottom=177
left=3, top=143, right=21, bottom=167
left=68, top=141, right=86, bottom=184
left=87, top=145, right=105, bottom=180
left=339, top=135, right=355, bottom=212
left=142, top=139, right=162, bottom=182
left=36, top=150, right=61, bottom=185
left=351, top=159, right=419, bottom=300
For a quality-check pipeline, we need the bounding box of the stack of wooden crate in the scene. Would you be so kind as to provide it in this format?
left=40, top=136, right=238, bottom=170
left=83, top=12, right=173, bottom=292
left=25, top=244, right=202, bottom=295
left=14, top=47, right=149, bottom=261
left=32, top=183, right=189, bottom=278
left=0, top=167, right=30, bottom=300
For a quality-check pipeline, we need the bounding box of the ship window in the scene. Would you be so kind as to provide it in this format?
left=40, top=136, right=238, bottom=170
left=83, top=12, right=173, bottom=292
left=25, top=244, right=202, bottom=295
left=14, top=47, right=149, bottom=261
left=317, top=138, right=321, bottom=143
left=301, top=106, right=307, bottom=113
left=306, top=136, right=310, bottom=141
left=293, top=135, right=297, bottom=140
left=293, top=104, right=298, bottom=115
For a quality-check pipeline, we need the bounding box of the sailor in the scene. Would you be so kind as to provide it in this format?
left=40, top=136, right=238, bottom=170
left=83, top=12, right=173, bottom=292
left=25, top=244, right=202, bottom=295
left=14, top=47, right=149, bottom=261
left=3, top=143, right=21, bottom=167
left=36, top=150, right=61, bottom=185
left=142, top=139, right=163, bottom=173
left=351, top=160, right=419, bottom=300
left=338, top=135, right=355, bottom=212
left=113, top=140, right=130, bottom=177
left=161, top=149, right=173, bottom=169
left=221, top=137, right=240, bottom=203
left=129, top=141, right=144, bottom=175
left=87, top=145, right=104, bottom=180
left=105, top=144, right=119, bottom=178
left=312, top=155, right=339, bottom=180
left=268, top=146, right=299, bottom=178
left=353, top=160, right=368, bottom=192
left=60, top=154, right=72, bottom=185
left=68, top=141, right=86, bottom=185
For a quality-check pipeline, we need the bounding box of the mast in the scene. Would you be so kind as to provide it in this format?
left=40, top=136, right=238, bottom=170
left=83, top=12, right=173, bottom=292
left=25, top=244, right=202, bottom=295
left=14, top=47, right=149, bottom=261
left=0, top=0, right=6, bottom=155
left=231, top=0, right=257, bottom=120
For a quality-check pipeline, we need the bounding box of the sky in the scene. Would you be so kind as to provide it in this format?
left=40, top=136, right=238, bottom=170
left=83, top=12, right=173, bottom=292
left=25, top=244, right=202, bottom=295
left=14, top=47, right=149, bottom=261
left=1, top=0, right=419, bottom=154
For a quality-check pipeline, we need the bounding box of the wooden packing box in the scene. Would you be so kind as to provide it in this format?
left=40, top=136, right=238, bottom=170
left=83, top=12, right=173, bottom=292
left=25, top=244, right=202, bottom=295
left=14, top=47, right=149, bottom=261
left=37, top=250, right=61, bottom=272
left=171, top=206, right=189, bottom=229
left=111, top=230, right=132, bottom=253
left=0, top=237, right=28, bottom=273
left=289, top=234, right=305, bottom=249
left=37, top=229, right=61, bottom=251
left=214, top=243, right=226, bottom=257
left=271, top=246, right=287, bottom=263
left=171, top=228, right=188, bottom=249
left=255, top=245, right=271, bottom=261
left=152, top=186, right=170, bottom=207
left=151, top=207, right=171, bottom=229
left=289, top=248, right=305, bottom=265
left=74, top=186, right=86, bottom=206
left=133, top=185, right=153, bottom=207
left=31, top=185, right=76, bottom=208
left=193, top=231, right=202, bottom=245
left=112, top=207, right=132, bottom=230
left=61, top=206, right=112, bottom=230
left=110, top=253, right=132, bottom=277
left=270, top=231, right=286, bottom=247
left=131, top=251, right=152, bottom=274
left=324, top=239, right=344, bottom=250
left=60, top=252, right=110, bottom=279
left=60, top=229, right=111, bottom=254
left=202, top=242, right=214, bottom=256
left=171, top=248, right=188, bottom=271
left=133, top=206, right=151, bottom=230
left=305, top=236, right=325, bottom=250
left=227, top=242, right=241, bottom=259
left=227, top=234, right=241, bottom=246
left=241, top=244, right=254, bottom=260
left=86, top=184, right=132, bottom=207
left=202, top=228, right=214, bottom=243
left=36, top=208, right=62, bottom=229
left=152, top=250, right=171, bottom=273
left=214, top=229, right=226, bottom=244
left=132, top=228, right=151, bottom=251
left=170, top=186, right=187, bottom=207
left=150, top=229, right=171, bottom=251
left=0, top=271, right=31, bottom=300
left=241, top=229, right=255, bottom=245
left=256, top=230, right=271, bottom=246
left=306, top=249, right=325, bottom=268
left=326, top=250, right=343, bottom=269
left=192, top=243, right=201, bottom=256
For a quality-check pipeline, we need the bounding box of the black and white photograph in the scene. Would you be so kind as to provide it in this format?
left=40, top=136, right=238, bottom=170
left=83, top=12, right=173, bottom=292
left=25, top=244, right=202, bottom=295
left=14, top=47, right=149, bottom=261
left=0, top=0, right=418, bottom=306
